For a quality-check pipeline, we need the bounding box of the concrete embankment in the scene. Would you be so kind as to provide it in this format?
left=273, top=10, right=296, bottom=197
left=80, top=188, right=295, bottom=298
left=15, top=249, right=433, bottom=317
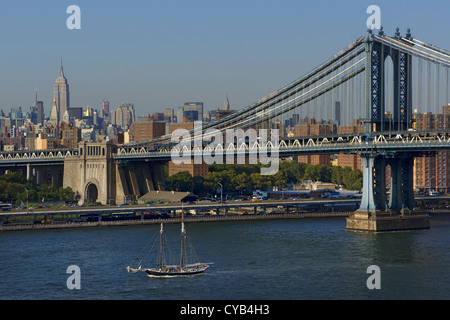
left=0, top=212, right=352, bottom=231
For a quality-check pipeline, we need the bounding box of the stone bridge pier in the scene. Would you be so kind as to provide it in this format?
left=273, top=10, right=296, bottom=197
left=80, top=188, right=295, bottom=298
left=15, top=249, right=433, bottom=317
left=346, top=152, right=430, bottom=232
left=63, top=141, right=165, bottom=205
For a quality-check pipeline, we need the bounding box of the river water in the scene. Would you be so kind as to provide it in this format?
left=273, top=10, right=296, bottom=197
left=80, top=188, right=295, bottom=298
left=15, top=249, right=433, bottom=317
left=1, top=214, right=449, bottom=300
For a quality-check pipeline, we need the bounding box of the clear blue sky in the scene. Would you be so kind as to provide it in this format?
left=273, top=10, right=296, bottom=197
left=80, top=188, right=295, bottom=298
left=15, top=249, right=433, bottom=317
left=0, top=0, right=449, bottom=117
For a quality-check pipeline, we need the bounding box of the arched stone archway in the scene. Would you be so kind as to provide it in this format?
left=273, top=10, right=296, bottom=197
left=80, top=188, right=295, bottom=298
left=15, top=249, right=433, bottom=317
left=85, top=183, right=99, bottom=203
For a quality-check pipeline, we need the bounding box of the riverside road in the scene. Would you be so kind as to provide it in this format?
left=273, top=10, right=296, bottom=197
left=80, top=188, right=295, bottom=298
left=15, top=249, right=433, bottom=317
left=0, top=196, right=447, bottom=231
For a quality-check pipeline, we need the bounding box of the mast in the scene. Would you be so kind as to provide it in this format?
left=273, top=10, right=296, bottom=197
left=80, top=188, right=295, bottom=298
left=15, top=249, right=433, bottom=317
left=159, top=223, right=164, bottom=270
left=180, top=203, right=185, bottom=270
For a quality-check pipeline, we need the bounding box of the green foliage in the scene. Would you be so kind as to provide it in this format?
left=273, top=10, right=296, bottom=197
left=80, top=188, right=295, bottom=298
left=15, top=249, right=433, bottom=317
left=0, top=172, right=75, bottom=204
left=165, top=161, right=363, bottom=196
left=166, top=171, right=192, bottom=192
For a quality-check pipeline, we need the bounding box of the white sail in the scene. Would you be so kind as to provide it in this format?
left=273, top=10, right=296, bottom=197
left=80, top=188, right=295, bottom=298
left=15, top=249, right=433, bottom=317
left=126, top=265, right=141, bottom=274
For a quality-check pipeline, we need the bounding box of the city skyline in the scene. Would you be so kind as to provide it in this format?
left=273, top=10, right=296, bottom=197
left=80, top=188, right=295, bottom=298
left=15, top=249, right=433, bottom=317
left=1, top=1, right=450, bottom=117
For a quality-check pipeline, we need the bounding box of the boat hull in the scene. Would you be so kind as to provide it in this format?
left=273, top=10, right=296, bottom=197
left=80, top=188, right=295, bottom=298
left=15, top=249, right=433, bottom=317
left=144, top=265, right=209, bottom=277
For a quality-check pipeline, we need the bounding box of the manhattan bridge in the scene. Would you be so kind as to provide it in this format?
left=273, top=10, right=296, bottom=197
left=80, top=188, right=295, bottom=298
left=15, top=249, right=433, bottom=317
left=2, top=27, right=450, bottom=231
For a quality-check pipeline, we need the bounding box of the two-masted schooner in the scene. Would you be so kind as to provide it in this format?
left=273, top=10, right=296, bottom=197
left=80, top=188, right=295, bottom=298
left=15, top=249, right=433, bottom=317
left=126, top=207, right=213, bottom=277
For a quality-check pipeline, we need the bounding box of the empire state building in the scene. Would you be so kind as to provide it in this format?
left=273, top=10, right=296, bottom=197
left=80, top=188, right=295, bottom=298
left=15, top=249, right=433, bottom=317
left=53, top=60, right=70, bottom=122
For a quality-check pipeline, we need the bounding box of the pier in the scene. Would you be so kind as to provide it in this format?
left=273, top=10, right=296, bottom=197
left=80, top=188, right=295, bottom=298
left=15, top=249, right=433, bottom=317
left=0, top=211, right=352, bottom=231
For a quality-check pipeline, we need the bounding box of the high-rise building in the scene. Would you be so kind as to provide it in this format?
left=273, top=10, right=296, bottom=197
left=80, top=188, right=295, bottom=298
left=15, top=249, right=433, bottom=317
left=50, top=99, right=59, bottom=125
left=293, top=118, right=335, bottom=136
left=335, top=101, right=341, bottom=125
left=115, top=103, right=135, bottom=129
left=36, top=101, right=44, bottom=124
left=103, top=100, right=109, bottom=115
left=177, top=107, right=184, bottom=123
left=53, top=60, right=70, bottom=124
left=151, top=113, right=165, bottom=121
left=68, top=107, right=83, bottom=120
left=413, top=108, right=450, bottom=193
left=184, top=102, right=203, bottom=121
left=10, top=107, right=22, bottom=125
left=133, top=121, right=166, bottom=141
left=29, top=106, right=38, bottom=124
left=336, top=119, right=364, bottom=170
left=168, top=160, right=209, bottom=178
left=223, top=95, right=230, bottom=110
left=294, top=119, right=335, bottom=166
left=59, top=121, right=80, bottom=148
left=32, top=90, right=44, bottom=125
left=163, top=108, right=174, bottom=122
left=169, top=122, right=194, bottom=134
left=183, top=110, right=198, bottom=122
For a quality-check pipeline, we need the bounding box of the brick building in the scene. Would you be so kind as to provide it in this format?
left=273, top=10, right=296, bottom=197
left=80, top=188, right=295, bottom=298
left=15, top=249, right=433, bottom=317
left=132, top=121, right=166, bottom=142
left=168, top=160, right=209, bottom=178
left=336, top=119, right=364, bottom=170
left=60, top=121, right=80, bottom=148
left=413, top=108, right=450, bottom=193
left=294, top=119, right=335, bottom=166
left=167, top=121, right=209, bottom=177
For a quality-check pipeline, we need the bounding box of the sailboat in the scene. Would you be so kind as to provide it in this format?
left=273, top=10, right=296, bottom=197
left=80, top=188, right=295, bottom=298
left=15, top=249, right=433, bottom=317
left=127, top=206, right=213, bottom=277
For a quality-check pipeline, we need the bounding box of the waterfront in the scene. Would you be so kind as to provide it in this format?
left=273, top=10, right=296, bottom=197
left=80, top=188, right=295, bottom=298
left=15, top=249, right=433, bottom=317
left=1, top=214, right=450, bottom=300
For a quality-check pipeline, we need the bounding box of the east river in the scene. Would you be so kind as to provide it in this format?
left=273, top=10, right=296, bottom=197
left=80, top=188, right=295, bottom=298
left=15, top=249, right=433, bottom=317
left=1, top=214, right=449, bottom=300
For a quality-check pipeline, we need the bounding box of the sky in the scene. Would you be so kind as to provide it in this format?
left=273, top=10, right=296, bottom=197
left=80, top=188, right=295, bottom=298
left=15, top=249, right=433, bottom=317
left=1, top=0, right=449, bottom=117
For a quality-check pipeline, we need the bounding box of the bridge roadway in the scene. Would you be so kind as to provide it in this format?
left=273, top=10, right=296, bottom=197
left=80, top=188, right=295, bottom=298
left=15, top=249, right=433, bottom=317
left=1, top=130, right=450, bottom=165
left=116, top=129, right=450, bottom=162
left=0, top=198, right=361, bottom=218
left=0, top=196, right=446, bottom=230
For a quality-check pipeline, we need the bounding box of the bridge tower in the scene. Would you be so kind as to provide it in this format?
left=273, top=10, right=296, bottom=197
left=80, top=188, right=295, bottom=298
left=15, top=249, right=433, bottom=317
left=347, top=29, right=430, bottom=231
left=63, top=141, right=117, bottom=205
left=63, top=141, right=166, bottom=205
left=363, top=27, right=413, bottom=133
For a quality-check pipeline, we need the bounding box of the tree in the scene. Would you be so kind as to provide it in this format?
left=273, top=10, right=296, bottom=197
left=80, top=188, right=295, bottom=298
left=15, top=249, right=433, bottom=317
left=0, top=172, right=27, bottom=184
left=317, top=165, right=332, bottom=183
left=57, top=187, right=75, bottom=201
left=192, top=176, right=209, bottom=196
left=232, top=172, right=252, bottom=194
left=279, top=161, right=307, bottom=183
left=0, top=172, right=76, bottom=205
left=166, top=171, right=192, bottom=192
left=205, top=170, right=237, bottom=193
left=250, top=173, right=272, bottom=190
left=330, top=166, right=344, bottom=186
left=273, top=171, right=287, bottom=189
left=343, top=169, right=363, bottom=190
left=3, top=182, right=25, bottom=203
left=36, top=184, right=58, bottom=202
left=303, top=165, right=321, bottom=182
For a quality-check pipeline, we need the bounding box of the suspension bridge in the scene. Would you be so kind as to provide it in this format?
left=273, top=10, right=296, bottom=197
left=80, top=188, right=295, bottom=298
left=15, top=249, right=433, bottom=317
left=2, top=27, right=450, bottom=231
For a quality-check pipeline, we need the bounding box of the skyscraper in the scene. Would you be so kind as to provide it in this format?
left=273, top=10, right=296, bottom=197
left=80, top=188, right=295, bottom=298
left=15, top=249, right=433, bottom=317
left=184, top=102, right=203, bottom=121
left=103, top=100, right=109, bottom=115
left=36, top=101, right=44, bottom=124
left=177, top=106, right=184, bottom=123
left=31, top=88, right=44, bottom=125
left=223, top=94, right=230, bottom=110
left=50, top=99, right=59, bottom=125
left=53, top=59, right=70, bottom=124
left=114, top=103, right=135, bottom=129
left=335, top=101, right=341, bottom=125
